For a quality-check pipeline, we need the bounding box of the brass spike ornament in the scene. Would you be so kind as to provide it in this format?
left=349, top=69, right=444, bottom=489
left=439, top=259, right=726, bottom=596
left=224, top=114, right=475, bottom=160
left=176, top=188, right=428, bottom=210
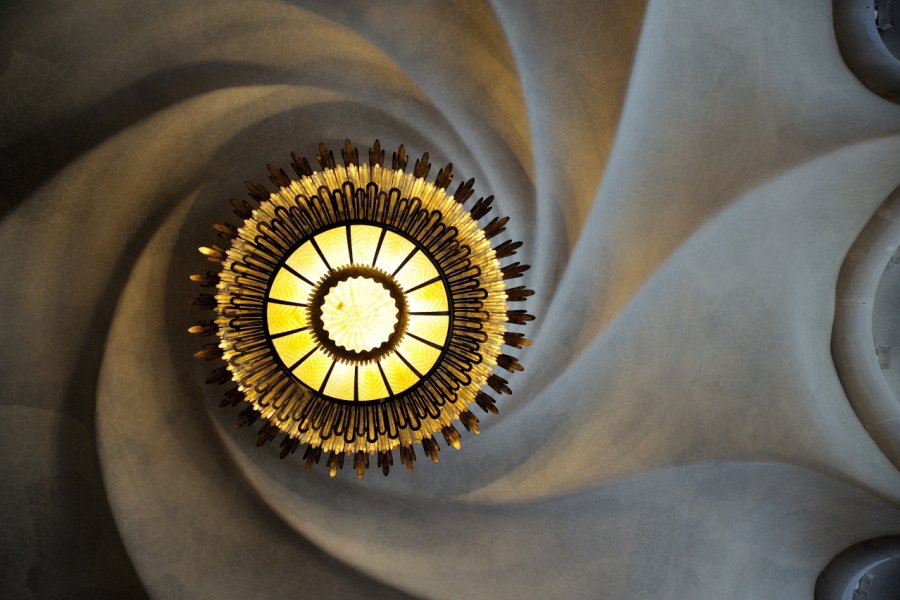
left=190, top=139, right=533, bottom=478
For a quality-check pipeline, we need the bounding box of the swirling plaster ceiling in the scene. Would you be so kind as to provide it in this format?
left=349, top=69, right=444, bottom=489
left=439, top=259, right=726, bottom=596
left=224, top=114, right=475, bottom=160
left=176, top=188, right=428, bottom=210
left=3, top=1, right=900, bottom=599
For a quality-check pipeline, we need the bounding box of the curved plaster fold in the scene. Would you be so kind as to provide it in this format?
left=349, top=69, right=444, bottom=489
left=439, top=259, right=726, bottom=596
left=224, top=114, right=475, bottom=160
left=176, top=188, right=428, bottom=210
left=3, top=1, right=900, bottom=599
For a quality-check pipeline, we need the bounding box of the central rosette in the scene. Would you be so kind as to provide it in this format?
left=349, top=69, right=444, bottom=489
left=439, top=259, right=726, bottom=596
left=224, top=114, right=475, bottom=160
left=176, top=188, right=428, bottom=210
left=320, top=275, right=399, bottom=353
left=308, top=265, right=409, bottom=363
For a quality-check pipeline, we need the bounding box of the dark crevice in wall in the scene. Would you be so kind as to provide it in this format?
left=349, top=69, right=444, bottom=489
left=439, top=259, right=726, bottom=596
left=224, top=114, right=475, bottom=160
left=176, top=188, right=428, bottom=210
left=0, top=61, right=296, bottom=218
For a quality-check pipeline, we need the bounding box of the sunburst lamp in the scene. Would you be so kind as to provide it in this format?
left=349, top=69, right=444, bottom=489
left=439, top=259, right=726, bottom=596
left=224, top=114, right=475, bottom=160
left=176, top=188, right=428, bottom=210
left=190, top=140, right=533, bottom=477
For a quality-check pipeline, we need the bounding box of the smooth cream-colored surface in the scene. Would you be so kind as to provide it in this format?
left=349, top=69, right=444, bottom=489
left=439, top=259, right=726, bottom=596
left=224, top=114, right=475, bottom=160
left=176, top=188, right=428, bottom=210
left=319, top=275, right=398, bottom=353
left=3, top=1, right=900, bottom=599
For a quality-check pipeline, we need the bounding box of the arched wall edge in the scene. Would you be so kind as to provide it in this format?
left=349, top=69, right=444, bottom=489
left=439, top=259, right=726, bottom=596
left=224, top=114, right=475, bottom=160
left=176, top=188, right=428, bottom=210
left=833, top=183, right=900, bottom=470
left=833, top=0, right=900, bottom=102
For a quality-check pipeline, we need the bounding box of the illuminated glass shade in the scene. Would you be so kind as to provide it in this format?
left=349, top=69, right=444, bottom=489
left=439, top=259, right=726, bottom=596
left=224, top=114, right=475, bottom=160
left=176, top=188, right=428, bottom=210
left=191, top=140, right=533, bottom=478
left=266, top=225, right=449, bottom=401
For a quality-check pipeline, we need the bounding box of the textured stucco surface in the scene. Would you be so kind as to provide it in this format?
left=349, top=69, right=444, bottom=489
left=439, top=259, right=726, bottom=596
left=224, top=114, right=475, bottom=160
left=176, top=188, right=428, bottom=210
left=3, top=1, right=900, bottom=599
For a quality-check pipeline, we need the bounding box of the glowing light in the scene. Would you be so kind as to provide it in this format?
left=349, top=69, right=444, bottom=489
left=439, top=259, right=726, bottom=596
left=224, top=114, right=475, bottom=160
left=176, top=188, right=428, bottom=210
left=191, top=139, right=533, bottom=477
left=266, top=224, right=452, bottom=402
left=320, top=275, right=399, bottom=353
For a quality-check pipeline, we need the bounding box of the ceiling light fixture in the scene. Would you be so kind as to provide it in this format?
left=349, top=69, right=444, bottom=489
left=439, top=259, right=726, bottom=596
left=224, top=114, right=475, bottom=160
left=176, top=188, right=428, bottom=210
left=190, top=140, right=533, bottom=477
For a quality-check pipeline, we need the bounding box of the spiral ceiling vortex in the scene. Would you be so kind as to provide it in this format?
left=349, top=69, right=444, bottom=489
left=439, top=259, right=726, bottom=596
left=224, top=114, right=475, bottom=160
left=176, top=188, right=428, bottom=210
left=4, top=1, right=900, bottom=599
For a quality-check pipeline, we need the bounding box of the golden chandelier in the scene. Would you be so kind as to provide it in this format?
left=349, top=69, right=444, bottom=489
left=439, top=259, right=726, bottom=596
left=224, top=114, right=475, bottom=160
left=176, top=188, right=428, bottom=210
left=191, top=140, right=533, bottom=477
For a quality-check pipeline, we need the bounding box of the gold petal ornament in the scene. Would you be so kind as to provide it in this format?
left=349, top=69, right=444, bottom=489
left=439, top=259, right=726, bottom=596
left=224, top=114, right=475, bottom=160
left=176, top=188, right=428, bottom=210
left=190, top=140, right=533, bottom=477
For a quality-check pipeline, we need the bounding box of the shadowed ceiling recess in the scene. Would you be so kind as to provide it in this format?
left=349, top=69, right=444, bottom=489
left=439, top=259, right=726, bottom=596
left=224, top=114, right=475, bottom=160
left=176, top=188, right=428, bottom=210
left=190, top=140, right=533, bottom=477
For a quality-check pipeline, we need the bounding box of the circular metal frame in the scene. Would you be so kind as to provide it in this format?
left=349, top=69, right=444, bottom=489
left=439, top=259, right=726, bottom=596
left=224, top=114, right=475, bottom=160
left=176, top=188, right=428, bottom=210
left=192, top=140, right=533, bottom=473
